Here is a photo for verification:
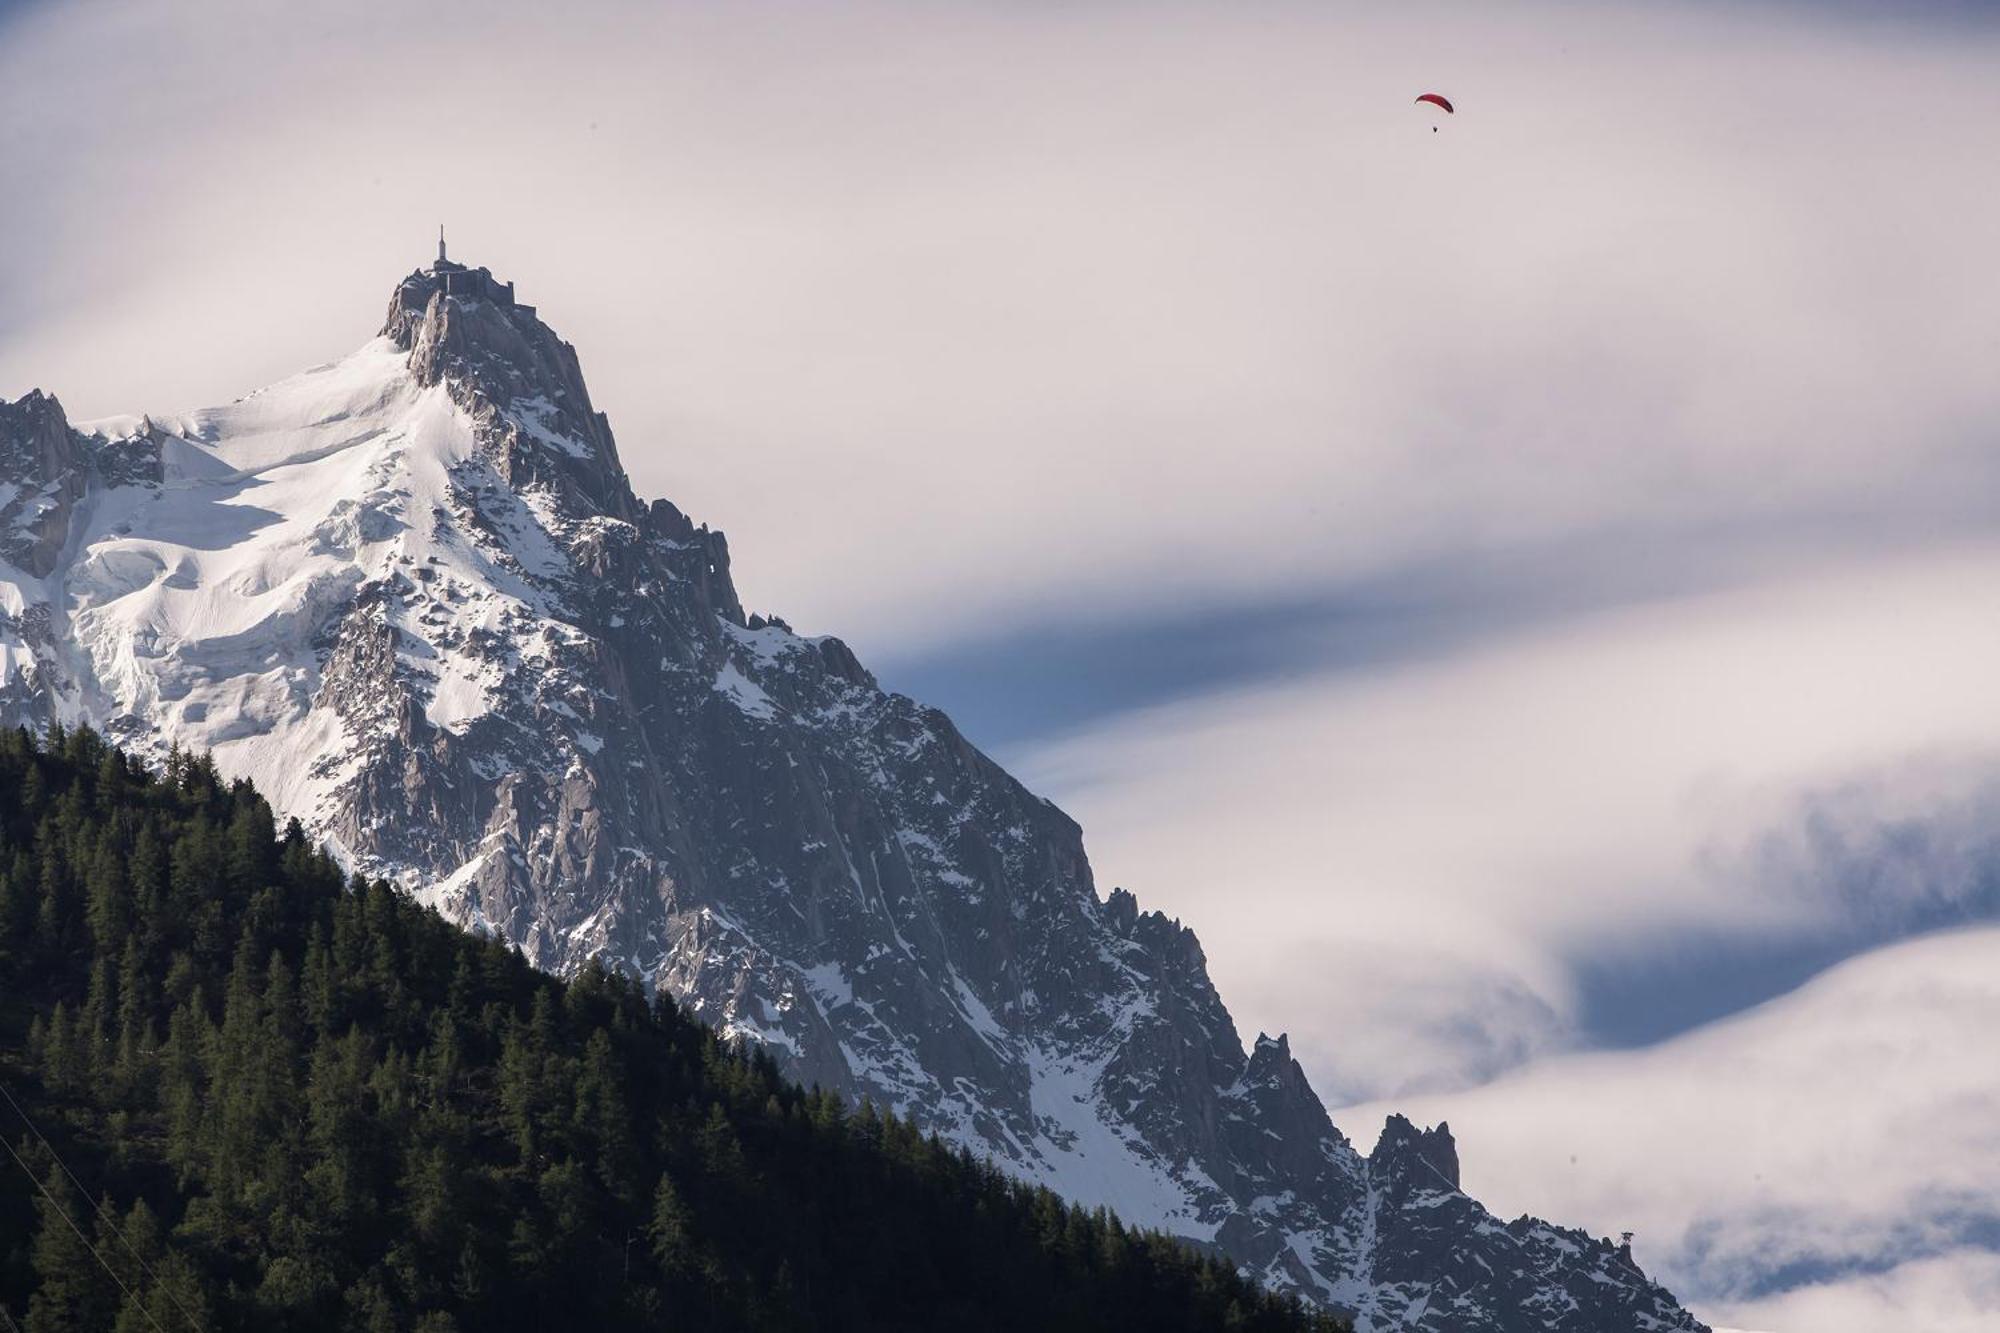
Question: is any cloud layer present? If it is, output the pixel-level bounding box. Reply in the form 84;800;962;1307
5;4;1999;1327
3;2;1998;654
1333;927;2000;1331
1017;543;2000;1099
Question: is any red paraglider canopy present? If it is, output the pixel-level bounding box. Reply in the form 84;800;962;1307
1415;93;1454;114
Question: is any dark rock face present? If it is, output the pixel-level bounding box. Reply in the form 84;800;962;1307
1356;1117;1694;1332
0;393;161;723
1376;1114;1462;1197
0;390;90;578
0;261;1708;1332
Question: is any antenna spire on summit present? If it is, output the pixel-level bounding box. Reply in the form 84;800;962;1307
437;225;447;264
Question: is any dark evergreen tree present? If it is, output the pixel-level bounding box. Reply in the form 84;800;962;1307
24;1164;111;1333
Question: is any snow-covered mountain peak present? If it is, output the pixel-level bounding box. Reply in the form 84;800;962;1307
381;259;639;524
0;255;1709;1331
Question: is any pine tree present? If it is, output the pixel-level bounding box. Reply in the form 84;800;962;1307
127;821;167;959
83;834;129;954
299;923;335;1035
41;1003;79;1097
223;794;277;898
649;1171;695;1279
696;1101;745;1183
24;1163;111;1333
574;1028;638;1203
78;953;116;1092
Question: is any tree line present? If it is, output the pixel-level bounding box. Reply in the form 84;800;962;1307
0;724;1348;1332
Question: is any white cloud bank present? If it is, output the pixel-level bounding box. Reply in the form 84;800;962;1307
1711;1250;2000;1333
1333;926;2000;1333
1018;542;2000;1100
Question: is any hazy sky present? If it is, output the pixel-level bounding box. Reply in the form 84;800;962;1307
4;2;1999;1327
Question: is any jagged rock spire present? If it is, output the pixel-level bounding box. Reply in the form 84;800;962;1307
1373;1113;1462;1195
0;391;89;578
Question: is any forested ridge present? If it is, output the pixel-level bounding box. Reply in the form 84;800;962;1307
0;726;1347;1332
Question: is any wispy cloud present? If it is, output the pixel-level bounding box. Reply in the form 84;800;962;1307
1710;1250;2000;1333
1015;543;2000;1098
1334;927;2000;1332
2;1;1997;654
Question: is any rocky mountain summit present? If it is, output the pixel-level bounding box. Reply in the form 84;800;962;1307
0;252;1705;1331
